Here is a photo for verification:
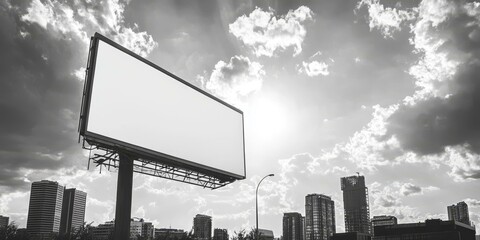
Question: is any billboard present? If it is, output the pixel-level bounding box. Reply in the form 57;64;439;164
79;33;245;181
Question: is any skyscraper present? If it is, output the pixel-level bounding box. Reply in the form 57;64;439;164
283;212;304;240
193;214;212;240
27;180;64;237
448;201;471;225
341;175;370;234
60;188;87;235
305;194;335;240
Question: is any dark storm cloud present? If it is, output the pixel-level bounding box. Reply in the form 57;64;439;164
0;0;157;193
386;1;480;160
0;2;85;191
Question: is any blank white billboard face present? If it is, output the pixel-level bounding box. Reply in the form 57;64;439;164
85;38;245;178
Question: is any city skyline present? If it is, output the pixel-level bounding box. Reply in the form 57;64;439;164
1;0;480;237
6;176;477;239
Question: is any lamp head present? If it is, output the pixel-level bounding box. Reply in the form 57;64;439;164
268;173;274;177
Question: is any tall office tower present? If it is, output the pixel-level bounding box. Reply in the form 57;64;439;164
193;214;212;240
26;180;64;237
301;216;306;240
341;175;370;234
305;194;336;240
283;212;304;240
59;188;87;235
213;228;229;240
371;215;397;236
448;201;471;225
0;215;9;228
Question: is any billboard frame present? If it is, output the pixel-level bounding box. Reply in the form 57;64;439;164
79;33;246;188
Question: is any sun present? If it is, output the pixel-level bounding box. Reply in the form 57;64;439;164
245;95;291;143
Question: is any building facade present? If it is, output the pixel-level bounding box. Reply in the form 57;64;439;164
258;229;274;240
213;228;229;240
341;175;370;234
371;215;397;236
0;215;9;228
142;222;155;240
283;212;304;240
331;232;372;240
193;214;212;240
92;221;114;240
26;180;64;238
373;219;475;240
154;228;186;239
305;194;335;240
448;201;471;225
60;188;87;235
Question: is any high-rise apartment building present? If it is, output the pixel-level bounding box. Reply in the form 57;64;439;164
283;212;304;240
213;228;229;240
60;188;87;235
371;215;397;236
0;215;9;228
448;201;471;225
193;214;212;240
26;180;64;238
341;175;370;234
305;194;335;240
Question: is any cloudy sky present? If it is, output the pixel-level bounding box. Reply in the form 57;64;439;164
1;0;480;236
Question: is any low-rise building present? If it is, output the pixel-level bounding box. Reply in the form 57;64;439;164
258;229;274;240
371;215;397;236
92;221;114;240
155;228;187;240
373;219;475;240
213;228;228;240
0;215;9;228
331;232;371;240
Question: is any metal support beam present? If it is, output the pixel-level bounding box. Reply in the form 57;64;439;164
114;153;134;240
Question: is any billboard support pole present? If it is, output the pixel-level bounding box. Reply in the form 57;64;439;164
114;152;134;240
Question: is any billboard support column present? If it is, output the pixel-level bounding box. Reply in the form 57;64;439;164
114;152;134;240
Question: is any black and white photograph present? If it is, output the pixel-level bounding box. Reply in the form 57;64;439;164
0;0;479;240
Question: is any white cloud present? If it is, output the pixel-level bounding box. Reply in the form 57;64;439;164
229;6;313;57
87;197;115;223
321;0;480;184
400;183;438;196
399;183;422;196
341;104;401;170
357;0;417;38
21;0;157;57
369;181;441;222
135;206;146;218
464;198;480;207
443;146;480;182
299;61;330;77
201;55;264;106
0;191;29;213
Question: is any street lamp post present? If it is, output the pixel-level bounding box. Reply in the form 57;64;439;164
255;173;274;240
